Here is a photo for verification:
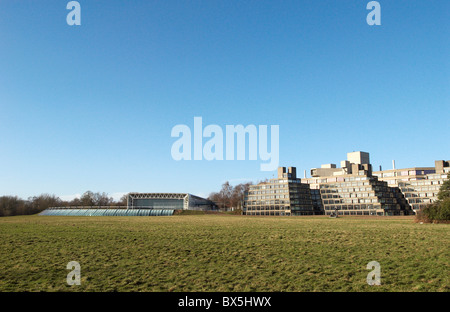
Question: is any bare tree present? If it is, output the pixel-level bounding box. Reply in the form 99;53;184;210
28;194;62;213
208;181;253;210
0;196;24;216
93;192;114;206
118;194;128;206
78;191;114;206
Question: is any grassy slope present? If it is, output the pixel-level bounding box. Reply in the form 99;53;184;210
0;215;448;292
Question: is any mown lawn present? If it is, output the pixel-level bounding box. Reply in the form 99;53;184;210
0;215;448;292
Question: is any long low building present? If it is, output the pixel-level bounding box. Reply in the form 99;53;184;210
127;193;217;211
40;207;175;216
40;193;217;216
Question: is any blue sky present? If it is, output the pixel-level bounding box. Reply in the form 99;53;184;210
0;0;448;200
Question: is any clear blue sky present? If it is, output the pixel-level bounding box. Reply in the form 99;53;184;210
0;0;449;200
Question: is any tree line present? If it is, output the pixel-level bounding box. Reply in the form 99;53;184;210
0;182;254;217
207;181;253;211
0;191;127;217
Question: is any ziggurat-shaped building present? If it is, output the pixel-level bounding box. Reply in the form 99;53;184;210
373;160;450;214
243;167;319;216
244;152;417;216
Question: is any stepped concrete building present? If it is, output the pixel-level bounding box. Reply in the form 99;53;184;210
303;152;412;216
243;167;319;216
244;152;417;217
373;160;450;213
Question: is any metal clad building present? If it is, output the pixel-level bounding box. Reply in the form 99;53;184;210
127;193;217;211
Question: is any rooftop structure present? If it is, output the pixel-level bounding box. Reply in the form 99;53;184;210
310;151;372;177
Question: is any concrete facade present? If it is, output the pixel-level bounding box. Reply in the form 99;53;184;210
373;160;450;213
243;167;319;216
304;152;411;216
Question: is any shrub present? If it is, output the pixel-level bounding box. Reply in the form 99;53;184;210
416;173;450;223
417;198;450;223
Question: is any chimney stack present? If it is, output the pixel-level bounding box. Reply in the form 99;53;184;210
392;160;396;170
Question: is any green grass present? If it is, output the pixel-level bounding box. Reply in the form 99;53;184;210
0;215;448;292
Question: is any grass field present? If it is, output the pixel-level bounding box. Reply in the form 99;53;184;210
0;214;448;292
